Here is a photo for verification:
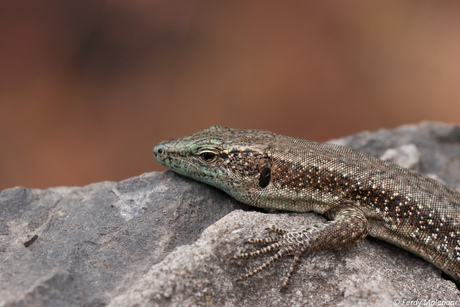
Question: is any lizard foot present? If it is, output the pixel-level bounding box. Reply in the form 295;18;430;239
232;223;326;288
232;207;369;288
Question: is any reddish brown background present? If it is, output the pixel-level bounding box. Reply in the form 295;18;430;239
1;1;460;190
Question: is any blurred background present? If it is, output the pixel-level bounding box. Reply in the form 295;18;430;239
1;1;460;190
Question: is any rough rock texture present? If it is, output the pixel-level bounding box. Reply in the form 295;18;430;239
0;172;242;306
1;122;460;306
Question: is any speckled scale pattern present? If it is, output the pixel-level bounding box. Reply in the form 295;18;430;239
154;126;460;285
263;135;460;282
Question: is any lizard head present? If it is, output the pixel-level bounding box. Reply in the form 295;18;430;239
153;126;275;201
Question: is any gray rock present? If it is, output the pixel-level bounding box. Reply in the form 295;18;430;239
0;172;242;306
1;122;459;306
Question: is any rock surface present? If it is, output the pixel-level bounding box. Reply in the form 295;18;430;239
1;122;460;306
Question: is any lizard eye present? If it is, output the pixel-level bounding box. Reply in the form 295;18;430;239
200;151;217;162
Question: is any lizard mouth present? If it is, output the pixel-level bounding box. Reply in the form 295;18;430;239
153;141;199;174
153;144;166;164
153;145;165;159
153;141;180;167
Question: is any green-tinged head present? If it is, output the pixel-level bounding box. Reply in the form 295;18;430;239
153;126;275;200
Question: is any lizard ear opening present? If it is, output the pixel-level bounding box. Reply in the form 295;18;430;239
259;167;271;188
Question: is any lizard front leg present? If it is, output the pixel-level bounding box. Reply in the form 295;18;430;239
232;201;369;288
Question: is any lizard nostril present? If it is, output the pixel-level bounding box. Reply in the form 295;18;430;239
157;148;163;154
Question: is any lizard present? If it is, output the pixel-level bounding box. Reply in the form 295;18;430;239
153;125;460;288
